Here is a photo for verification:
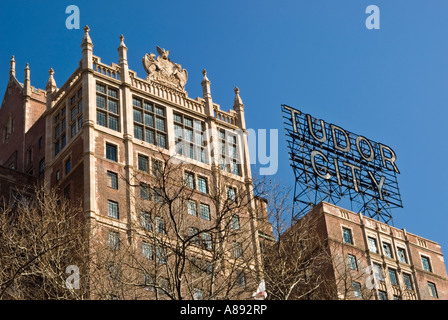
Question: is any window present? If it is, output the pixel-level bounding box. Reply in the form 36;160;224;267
372;263;384;282
142;242;153;260
153;188;163;203
106;143;117;162
133;98;167;148
237;272;246;288
156;246;167;264
27;147;32;165
347;254;358;271
173;112;207;163
56;170;60;182
64;184;70;200
230;215;240;230
388;268;398;286
96;83;119;131
70;88;83;137
187;200;197;216
193;288;203;300
39;158;45;175
403;273;413;290
233;242;242;259
141;211;151;230
428;282;438;298
38;136;43;149
227;186;237;201
189;227;200;245
140;183;150;200
54;107;66;156
352;281;362;298
138;154;149;172
368;237;378;254
108;231;120;250
107;171;118;189
108;200;119;219
397;247;408;264
342;227;353;244
378;290;388;300
421;256;432;272
152;158;163;177
155;217;166;234
383;242;393;259
393;295;401;300
218;129;240;175
202;232;213;251
65;158;71;175
197;176;208;194
184;171;195;189
200;203;211;221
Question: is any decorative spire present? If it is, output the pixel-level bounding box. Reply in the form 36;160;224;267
82;25;92;45
201;69;209;84
46;68;57;92
233;86;244;109
10;55;15;78
119;34;126;48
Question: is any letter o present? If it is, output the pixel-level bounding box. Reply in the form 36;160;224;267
356;136;374;162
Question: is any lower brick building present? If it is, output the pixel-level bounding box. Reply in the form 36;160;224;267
290;201;448;300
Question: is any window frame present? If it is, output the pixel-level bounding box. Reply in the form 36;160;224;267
96;83;120;132
132;97;167;148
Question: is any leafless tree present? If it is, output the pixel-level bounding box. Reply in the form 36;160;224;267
0;185;89;300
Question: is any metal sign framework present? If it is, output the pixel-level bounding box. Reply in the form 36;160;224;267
281;104;403;224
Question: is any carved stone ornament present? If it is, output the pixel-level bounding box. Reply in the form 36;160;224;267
142;46;188;91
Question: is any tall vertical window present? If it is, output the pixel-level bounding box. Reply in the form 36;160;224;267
230;215;240;230
184;171;195;189
233;242;242;259
142;242;153;260
227;186;237;202
218;129;240;175
39;158;45;175
133;98;167;148
140;183;150;200
65;158;71;175
106;143;117;162
152;158;163;177
368;237;378;254
383;242;393;259
141;211;151;230
197;176;208;194
54;106;66;156
138;154;149;172
173;112;207;163
347;254;358;270
155;217;166;234
201;232;213;251
428;282;438;298
107;171;118;189
421;256;432;272
388;268;398;286
403;273;413;290
108;200;119;219
70;88;83;137
200;203;211;221
342;227;353;244
187;200;197;216
352;281;362;298
372;263;384;282
108;231;120;250
96;83;119;131
397;247;408;264
189;227;200;246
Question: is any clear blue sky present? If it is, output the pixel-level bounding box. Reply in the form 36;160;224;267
1;1;448;260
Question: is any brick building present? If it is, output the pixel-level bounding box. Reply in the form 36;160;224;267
0;26;272;299
290;201;448;300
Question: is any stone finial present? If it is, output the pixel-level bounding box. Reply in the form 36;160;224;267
24;63;30;81
46;68;57;92
201;68;210;84
233;86;244;108
119;34;126;48
82;25;93;45
10;55;15;78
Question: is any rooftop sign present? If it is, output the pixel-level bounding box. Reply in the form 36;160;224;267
282;104;403;223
